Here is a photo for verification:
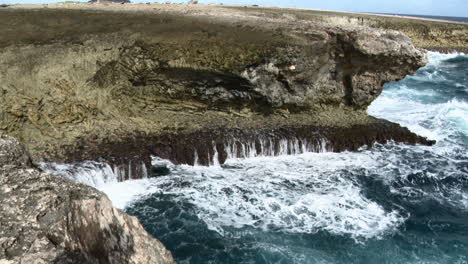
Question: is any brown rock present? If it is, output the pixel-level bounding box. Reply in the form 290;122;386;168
0;135;174;264
0;5;438;173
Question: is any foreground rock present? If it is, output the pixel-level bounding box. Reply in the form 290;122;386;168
0;135;174;264
0;4;438;177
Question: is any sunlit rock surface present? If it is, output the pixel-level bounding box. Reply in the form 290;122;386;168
0;135;174;264
0;4;447;174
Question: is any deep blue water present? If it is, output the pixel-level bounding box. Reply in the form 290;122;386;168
44;52;468;263
121;52;468;263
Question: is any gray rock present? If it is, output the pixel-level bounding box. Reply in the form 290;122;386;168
0;135;174;264
0;135;32;169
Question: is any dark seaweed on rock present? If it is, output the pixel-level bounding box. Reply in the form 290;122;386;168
59;117;435;180
0;5;440;180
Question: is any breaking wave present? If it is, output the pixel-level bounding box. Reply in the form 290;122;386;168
43;52;468;263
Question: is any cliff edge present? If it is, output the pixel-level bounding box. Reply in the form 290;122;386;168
0;4;437;178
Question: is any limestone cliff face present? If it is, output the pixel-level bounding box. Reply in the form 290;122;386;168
90;28;425;110
0;135;174;264
0;5;434;173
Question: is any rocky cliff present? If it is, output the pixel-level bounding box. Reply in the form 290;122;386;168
0;135;174;264
228;6;468;53
0;4;438;178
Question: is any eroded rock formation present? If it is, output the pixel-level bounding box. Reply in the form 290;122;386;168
0;135;174;264
0;5;439;178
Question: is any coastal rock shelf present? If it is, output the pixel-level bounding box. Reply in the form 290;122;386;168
0;135;174;264
0;3;463;263
0;4;439;179
58;117;434;180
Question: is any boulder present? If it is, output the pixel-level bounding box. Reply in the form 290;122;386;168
0;135;174;264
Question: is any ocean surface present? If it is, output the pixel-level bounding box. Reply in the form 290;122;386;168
376;13;468;23
405;14;468;23
43;52;468;264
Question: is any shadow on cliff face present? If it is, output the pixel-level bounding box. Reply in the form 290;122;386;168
0;7;434;177
92;60;273;113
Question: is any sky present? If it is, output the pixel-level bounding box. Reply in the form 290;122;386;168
1;0;467;17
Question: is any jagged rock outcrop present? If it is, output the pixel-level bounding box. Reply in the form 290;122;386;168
0;4;437;177
90;27;425;111
0;135;174;264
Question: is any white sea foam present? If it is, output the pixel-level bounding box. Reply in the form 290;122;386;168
369;51;468;146
39;160;150;188
98;179;155;209
369;96;467;143
95;152;405;240
40;160;159;208
50;153;403;241
426;51;466;65
222;137;331;160
368;50;468;210
40;161;118;188
41;51;468;243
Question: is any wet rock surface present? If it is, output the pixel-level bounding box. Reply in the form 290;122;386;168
0;135;174;264
57;116;435;179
